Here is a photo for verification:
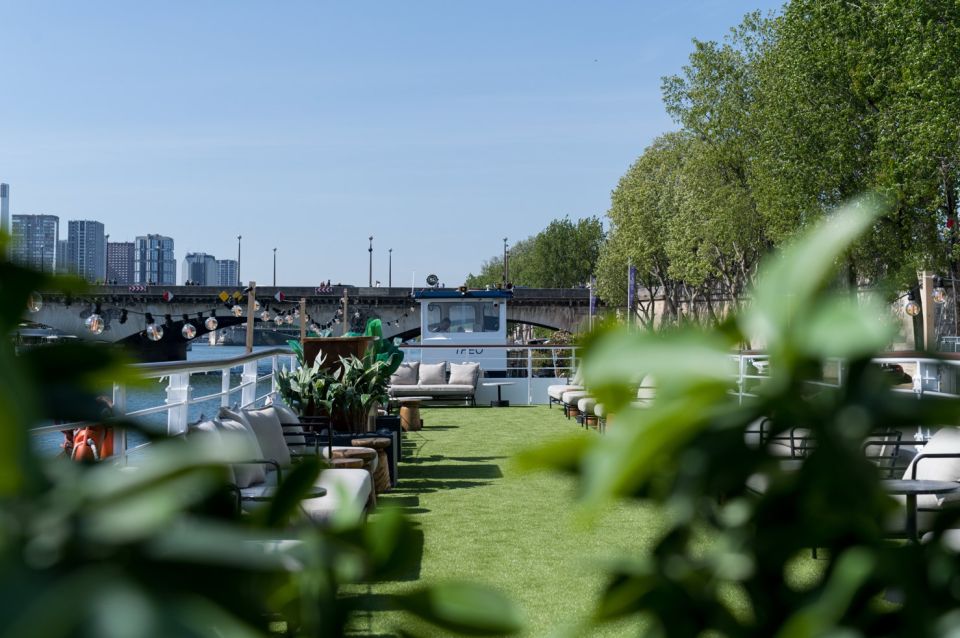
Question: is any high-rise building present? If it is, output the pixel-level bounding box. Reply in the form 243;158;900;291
0;184;10;241
56;239;69;274
217;259;239;287
11;214;59;273
107;241;136;284
134;234;175;285
182;252;218;285
66;220;107;283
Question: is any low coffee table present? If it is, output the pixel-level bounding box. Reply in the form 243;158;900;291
483;381;515;407
883;479;960;541
397;396;432;431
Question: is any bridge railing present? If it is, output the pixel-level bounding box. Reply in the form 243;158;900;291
29;347;296;462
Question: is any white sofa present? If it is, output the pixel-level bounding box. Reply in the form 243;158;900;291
388;361;480;405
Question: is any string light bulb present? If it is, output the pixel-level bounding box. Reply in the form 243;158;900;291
85;303;105;335
26;292;43;313
145;313;163;341
905;291;922;317
933;276;947;304
273;313;284;326
253;300;261;311
231;304;243;317
181;322;197;340
205;311;218;331
285;313;294;325
260;310;271;322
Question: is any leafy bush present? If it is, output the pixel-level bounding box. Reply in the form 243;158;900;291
522;199;960;636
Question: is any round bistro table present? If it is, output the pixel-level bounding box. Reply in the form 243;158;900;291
482;381;515;407
882;479;960;542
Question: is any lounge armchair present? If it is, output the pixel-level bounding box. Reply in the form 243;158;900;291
547;367;584;409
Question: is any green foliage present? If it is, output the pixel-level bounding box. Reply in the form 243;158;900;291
524;201;960;636
314;355;392;433
365;318;403;377
465;216;604;289
1;248;522;637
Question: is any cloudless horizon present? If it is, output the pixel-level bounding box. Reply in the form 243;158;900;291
1;1;782;287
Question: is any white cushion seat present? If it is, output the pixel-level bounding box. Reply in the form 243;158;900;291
548;384;582;401
300;469;372;524
561;390;590;405
577;397;598;415
594;403;606;418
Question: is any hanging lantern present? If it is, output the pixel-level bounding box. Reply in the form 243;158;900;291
253;300;261;311
273;313;284;326
284;314;294;325
205;314;219;331
182;322;197;340
231;304;243;317
26;292;43;313
85;313;105;335
260;310;271;322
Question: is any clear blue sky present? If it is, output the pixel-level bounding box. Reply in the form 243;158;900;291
0;1;782;287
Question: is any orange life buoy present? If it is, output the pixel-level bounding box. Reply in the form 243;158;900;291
71;426;114;462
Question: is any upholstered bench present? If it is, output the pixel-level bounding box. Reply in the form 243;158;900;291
388;361;480;406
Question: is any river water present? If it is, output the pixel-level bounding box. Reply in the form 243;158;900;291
33;344;289;457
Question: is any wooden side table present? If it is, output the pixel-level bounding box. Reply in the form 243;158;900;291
397;396;431;431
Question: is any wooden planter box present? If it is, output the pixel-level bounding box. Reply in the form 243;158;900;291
302;336;373;371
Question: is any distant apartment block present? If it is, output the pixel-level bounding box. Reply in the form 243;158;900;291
217;259;239;287
56;239;69;274
66;220;107;283
1;184;10;241
107;241;136;284
183;252;218;285
11;214;59;273
134;234;175;285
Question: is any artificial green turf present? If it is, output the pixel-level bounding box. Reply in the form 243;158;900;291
345;406;665;637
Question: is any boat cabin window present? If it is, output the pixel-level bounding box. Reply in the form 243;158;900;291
426;301;501;334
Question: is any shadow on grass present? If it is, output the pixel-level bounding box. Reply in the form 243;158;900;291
391;480;492;493
402;463;503;480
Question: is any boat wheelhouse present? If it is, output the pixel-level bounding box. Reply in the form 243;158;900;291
414;288;512;369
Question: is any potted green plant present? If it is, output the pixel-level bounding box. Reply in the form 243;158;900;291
316;354;392;434
274;341;328;416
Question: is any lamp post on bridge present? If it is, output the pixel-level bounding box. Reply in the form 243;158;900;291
273;247;277;287
237;235;242;287
368;236;373;287
503;237;509;286
388;248;392;288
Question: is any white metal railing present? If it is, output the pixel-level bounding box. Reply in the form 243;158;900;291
31;347;296;463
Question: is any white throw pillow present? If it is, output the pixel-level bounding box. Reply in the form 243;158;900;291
187;419;236;484
390;361;419;386
243;407;293;468
418;362;447;385
449;362;480;386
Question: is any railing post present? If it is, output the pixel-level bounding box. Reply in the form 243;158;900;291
241;360;257;408
166;372;191;436
221;366;231;407
527;347;533;405
113;382;127;464
271;354;279;399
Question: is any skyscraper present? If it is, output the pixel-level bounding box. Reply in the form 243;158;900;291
217;259;238;287
56;239;69;274
0;184;10;240
134;234;175;285
182;252;218;285
66;220;107;283
11;214;59;273
107;241;136;284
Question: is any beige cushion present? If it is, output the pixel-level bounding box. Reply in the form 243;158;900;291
905;427;960;504
266;401;301;424
562;390;589;405
449;362;480;386
418;362;446;385
548;384;582;401
578;397;597;414
217;417;267;487
636;375;656;402
418;384;474;394
187;419;236;484
299;468;372;524
390;361;420;386
243;408;293;468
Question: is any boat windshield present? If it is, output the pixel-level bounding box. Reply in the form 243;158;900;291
426;301;500;334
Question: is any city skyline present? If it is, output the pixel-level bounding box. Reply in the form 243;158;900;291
0;2;782;287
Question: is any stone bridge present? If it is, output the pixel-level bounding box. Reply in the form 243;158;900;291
28;285;598;360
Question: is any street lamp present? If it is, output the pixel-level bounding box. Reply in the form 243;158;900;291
237;235;242;287
503;237;509;286
273;247;277;287
388;248;393;288
368;236;373;287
